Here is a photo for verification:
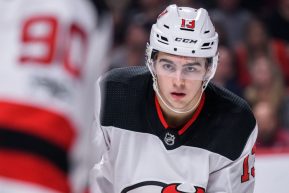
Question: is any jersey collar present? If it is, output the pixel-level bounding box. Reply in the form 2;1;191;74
154;93;206;135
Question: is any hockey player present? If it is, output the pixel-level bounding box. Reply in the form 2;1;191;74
92;4;257;193
0;0;111;193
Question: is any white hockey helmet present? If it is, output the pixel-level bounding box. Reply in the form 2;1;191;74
146;4;219;88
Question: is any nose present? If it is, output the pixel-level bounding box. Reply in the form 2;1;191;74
173;71;185;87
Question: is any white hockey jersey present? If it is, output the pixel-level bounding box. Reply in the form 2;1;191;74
91;67;258;193
0;0;110;193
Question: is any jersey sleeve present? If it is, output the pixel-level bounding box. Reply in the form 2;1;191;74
90;77;113;193
91;77;111;162
206;125;258;193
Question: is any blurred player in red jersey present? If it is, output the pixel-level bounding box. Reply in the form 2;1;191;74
0;0;111;192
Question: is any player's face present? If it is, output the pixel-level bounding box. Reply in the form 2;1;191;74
154;52;207;110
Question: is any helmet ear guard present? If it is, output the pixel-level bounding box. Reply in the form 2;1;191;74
202;52;219;89
145;43;155;78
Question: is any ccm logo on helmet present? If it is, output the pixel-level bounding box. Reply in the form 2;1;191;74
175;38;197;44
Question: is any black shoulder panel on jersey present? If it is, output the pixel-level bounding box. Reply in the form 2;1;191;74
100;66;152;131
184;83;256;160
100;68;256;161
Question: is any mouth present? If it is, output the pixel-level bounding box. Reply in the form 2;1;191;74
170;92;186;99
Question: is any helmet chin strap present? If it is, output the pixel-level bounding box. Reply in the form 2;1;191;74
152;75;206;114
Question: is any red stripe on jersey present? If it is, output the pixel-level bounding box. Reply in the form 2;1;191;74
0;101;75;150
154;94;206;135
162;184;178;193
178;94;205;135
0;150;70;193
155;96;169;128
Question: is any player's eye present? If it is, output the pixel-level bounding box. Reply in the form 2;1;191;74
184;66;196;72
183;64;201;74
162;63;175;72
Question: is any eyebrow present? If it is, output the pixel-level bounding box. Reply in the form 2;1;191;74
159;58;174;64
159;58;201;67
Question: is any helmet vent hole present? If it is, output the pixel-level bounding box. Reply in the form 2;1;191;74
164;24;169;29
204;30;210;34
201;42;212;50
158;40;169;45
174;48;177;51
201;47;212;50
180;28;194;32
202;43;210;47
161;36;168;42
192;50;195;53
